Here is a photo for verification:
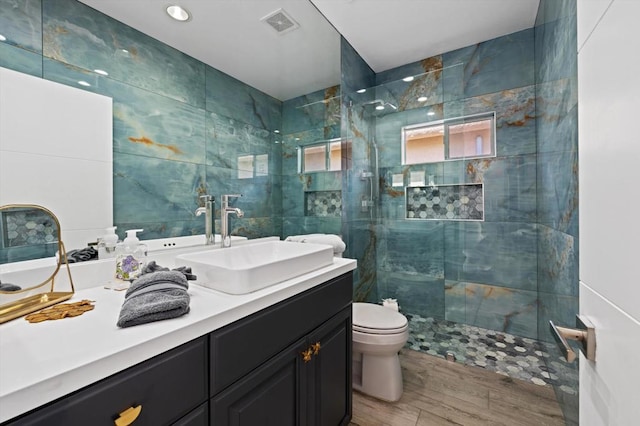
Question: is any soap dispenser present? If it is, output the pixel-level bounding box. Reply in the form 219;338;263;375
115;229;147;281
98;226;118;259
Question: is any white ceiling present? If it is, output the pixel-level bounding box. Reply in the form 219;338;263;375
78;0;539;101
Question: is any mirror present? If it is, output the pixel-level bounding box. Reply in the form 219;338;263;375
0;205;75;324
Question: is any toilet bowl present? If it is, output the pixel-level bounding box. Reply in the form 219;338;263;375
352;302;409;402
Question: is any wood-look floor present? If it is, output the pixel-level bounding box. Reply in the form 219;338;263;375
350;349;565;426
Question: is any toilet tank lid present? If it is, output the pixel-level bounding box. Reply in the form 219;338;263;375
353;303;408;330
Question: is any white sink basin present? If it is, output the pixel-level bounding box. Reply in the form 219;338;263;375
176;241;334;294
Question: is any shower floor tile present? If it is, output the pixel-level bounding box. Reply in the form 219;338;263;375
405;313;578;394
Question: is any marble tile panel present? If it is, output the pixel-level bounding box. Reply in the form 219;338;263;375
205;166;279;219
115;220;207;241
43;0;205;108
537;226;578;297
375;64;444;111
442;155;537;223
444;280;466;323
444;222;538;291
442;28;535;98
281;174;307;218
377;219;445;279
445;85;537;157
463;282;538;339
345;220;378;303
206;111;274;169
205;65;281;131
376;56;442;85
282;85;340;134
535;0;577;26
536;149;578;238
0;0;42;53
113;152;206;228
377;271;445;320
340;37;375;99
536;86;578;154
534;3;578;85
0;43;42;76
44;58;208;164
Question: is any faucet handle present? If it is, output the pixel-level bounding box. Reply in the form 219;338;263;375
222;194;242;204
200;194;214;202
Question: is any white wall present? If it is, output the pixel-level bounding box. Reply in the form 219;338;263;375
0;67;113;251
578;0;640;424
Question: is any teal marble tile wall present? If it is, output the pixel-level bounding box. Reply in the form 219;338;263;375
535;0;578;352
370;30;540;338
340;38;378;303
1;0;283;242
281;85;342;238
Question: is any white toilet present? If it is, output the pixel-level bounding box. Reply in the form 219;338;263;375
352;302;409;402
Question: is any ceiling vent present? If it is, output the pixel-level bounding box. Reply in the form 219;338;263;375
261;8;299;35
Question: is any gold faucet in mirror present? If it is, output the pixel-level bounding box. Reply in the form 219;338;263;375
0;204;75;324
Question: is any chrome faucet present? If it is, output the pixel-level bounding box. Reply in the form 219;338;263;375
195;194;215;245
221;194;244;248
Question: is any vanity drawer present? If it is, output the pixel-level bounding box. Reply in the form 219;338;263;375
210;271;352;394
7;337;208;426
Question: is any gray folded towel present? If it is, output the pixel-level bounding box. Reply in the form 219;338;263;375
0;281;21;292
116;270;190;328
141;260;197;281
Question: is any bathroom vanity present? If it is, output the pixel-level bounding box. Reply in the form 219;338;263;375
0;246;356;426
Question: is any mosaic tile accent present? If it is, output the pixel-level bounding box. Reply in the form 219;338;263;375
406;184;483;220
305;191;342;217
405;313;578;394
2;209;57;247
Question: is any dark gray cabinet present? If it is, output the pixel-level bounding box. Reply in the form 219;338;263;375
2;271;352;426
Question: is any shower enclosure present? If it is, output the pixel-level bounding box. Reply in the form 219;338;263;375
341;53;578;422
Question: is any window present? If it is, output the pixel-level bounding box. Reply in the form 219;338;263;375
299;138;342;172
237;154;269;179
402;112;495;165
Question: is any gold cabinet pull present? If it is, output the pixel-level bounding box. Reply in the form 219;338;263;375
301;348;313;363
312;342;321;355
115;405;142;426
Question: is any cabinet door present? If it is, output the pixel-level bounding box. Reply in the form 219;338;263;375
210;338;308;426
306;306;352;426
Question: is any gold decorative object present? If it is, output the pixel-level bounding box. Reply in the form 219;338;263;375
0;204;75;324
301;348;313;363
312;341;321;355
114;405;142;426
25;299;94;323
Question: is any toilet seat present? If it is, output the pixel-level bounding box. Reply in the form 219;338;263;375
353;303;408;335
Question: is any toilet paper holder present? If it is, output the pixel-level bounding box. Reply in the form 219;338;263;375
549;315;596;363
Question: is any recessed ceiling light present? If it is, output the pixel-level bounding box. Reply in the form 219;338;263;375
166;5;190;22
78;81;91;87
417;96;428;102
403;76;414;82
375;105;385;111
274;129;280;134
94;69;109;76
0;35;6;42
356;88;366;94
427;111;435;116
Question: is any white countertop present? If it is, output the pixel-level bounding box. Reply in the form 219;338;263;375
0;241;356;423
